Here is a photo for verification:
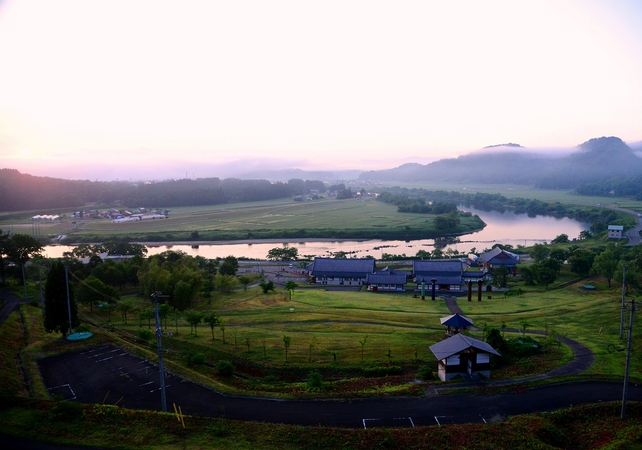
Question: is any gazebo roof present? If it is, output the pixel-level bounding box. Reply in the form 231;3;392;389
429;333;501;360
440;312;474;328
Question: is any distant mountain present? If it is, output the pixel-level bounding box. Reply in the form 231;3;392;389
483;143;524;149
359;136;642;189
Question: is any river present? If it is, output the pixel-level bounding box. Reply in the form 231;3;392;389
42;207;589;260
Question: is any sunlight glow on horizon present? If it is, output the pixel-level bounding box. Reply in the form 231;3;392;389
1;0;641;180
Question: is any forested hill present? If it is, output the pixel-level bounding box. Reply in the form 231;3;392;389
359;137;642;191
0;169;325;212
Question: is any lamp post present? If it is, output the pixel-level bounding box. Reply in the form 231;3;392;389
621;298;636;419
431;278;437;301
421;279;425;300
152;291;170;412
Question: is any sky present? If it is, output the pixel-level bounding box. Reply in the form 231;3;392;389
1;0;642;181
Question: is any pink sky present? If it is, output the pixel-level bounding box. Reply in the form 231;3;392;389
1;0;641;181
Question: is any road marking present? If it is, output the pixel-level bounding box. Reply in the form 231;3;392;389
480;414;487;423
434;416;442;426
47;383;76;400
140;381;154;387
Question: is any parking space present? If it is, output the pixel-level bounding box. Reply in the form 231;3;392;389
363;417;415;429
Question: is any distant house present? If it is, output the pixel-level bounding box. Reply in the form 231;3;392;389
608;225;624;239
366;267;407;291
309;257;376;285
412;260;463;291
479;248;520;275
429;333;501;381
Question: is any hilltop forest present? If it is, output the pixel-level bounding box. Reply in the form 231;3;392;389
0;169;326;212
360;136;642;198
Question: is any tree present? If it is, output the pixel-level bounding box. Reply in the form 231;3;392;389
203;311;220;339
591;249;618;287
0;229;10;285
529;243;550;263
5;233;43;299
266;247;299;261
216;274;237;294
285;281;298;291
75;275;119;312
219;318;227;344
259;279;275;294
238;275;251;291
184;310;204;335
569;248;595;276
116;299;134;324
551;234;569;244
218;255;239;276
519;319;531;336
535;265;557;289
359;334;368;362
44;262;78;338
283;335;291;362
491;266;508;288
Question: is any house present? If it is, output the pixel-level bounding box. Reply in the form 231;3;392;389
412;259;463;291
309;257;376;285
429;333;501;381
366;267;407;291
440;312;474;336
479;247;520;275
608;225;624;239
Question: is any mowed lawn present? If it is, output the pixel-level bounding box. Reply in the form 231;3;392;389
82;277;640;377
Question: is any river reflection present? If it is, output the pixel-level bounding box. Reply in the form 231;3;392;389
43;207;589;260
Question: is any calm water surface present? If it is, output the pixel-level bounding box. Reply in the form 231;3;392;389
43;207;589;260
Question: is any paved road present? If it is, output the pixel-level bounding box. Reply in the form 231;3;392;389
0;290;26;326
38;344;642;429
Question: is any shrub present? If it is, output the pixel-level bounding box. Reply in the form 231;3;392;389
417;365;434;380
50;401;85;422
186;352;206;367
136;328;153;343
216;360;235;376
363;365;402;377
306;371;324;391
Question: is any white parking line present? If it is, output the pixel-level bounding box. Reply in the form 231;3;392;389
434;416;442;426
140;381;154;387
47;383;76;400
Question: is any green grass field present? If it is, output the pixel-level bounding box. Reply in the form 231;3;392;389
68;263;640;382
0;196;484;243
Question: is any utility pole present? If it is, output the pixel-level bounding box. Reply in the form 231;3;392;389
620;265;627;340
152;291;170;412
65;266;73;335
621;298;636;420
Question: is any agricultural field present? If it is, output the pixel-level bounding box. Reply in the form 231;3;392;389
0;196;484;244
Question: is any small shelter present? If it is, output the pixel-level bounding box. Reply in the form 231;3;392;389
429;333;501;381
440;312;474;336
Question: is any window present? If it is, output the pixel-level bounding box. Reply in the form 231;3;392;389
477;353;490;364
446;355;460;366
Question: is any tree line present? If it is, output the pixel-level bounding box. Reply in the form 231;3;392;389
0;169;328;211
376;187;635;230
